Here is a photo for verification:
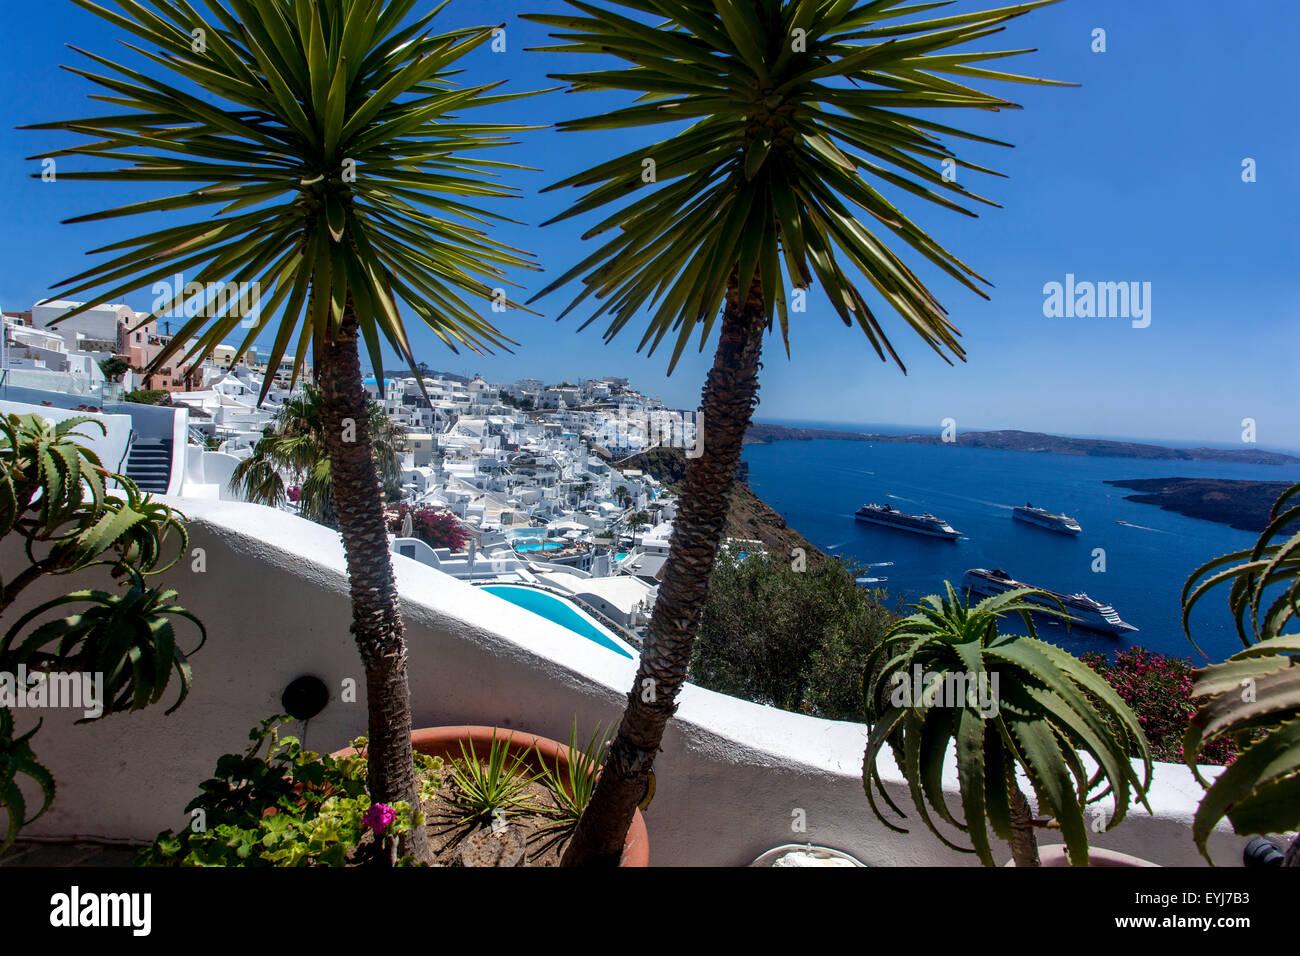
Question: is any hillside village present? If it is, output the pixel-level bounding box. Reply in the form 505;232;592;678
0;298;775;651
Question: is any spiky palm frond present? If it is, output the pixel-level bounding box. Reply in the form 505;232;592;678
863;583;1152;866
25;0;539;403
524;0;1070;371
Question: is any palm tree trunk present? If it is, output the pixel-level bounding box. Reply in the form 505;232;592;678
1008;785;1041;867
562;274;767;866
317;308;429;863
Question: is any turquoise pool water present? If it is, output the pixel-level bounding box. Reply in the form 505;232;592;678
481;585;634;659
615;552;628;561
513;541;564;552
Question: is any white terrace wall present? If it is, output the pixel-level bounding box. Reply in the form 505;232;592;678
6;498;1240;865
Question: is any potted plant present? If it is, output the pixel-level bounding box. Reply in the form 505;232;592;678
141;718;648;867
335;724;650;867
862;585;1155;867
1181;482;1300;865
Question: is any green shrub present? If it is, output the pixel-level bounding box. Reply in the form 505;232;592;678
124;389;169;405
689;545;894;719
138;716;442;867
1080;647;1239;766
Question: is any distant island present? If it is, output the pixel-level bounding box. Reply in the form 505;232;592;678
1105;478;1296;533
744;423;1299;466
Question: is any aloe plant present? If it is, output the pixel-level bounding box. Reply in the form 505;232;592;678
862;584;1152;867
1;567;205;719
0;707;55;851
0;415;188;613
1182;483;1300;865
0;412;201;849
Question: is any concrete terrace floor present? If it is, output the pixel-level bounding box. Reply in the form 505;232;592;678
0;841;138;867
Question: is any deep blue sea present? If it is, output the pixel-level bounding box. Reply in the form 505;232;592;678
743;426;1300;665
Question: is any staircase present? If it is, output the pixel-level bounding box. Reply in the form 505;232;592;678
124;438;173;493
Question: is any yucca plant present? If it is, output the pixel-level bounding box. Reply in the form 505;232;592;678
535;719;609;825
862;584;1153;867
445;732;546;824
524;0;1069;864
230;384;405;527
1182;482;1300;865
26;0;538;862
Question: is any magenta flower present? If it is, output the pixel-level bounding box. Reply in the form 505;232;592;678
363;803;397;835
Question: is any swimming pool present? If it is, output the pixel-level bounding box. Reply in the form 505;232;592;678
513;541;565;552
615;552;629;561
480;585;635;659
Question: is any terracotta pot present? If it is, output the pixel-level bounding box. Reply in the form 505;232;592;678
334;725;650;867
1005;844;1159;867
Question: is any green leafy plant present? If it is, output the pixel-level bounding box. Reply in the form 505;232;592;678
0;413;199;850
691;545;894;718
445;731;546;824
139;716;442;867
524;0;1070;865
0;707;55;850
1080;647;1239;766
97;357;130;383
2;568;204;718
1182;482;1300;865
123;390;170;406
862;584;1152;867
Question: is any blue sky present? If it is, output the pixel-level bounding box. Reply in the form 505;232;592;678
2;1;1296;447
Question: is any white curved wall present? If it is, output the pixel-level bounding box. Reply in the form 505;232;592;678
7;497;1242;865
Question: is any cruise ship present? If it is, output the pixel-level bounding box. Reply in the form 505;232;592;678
854;503;961;539
1012;502;1082;536
961;568;1137;635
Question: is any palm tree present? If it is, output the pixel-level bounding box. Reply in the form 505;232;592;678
231;384;404;526
525;0;1068;864
625;510;649;545
28;0;536;862
862;584;1151;867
